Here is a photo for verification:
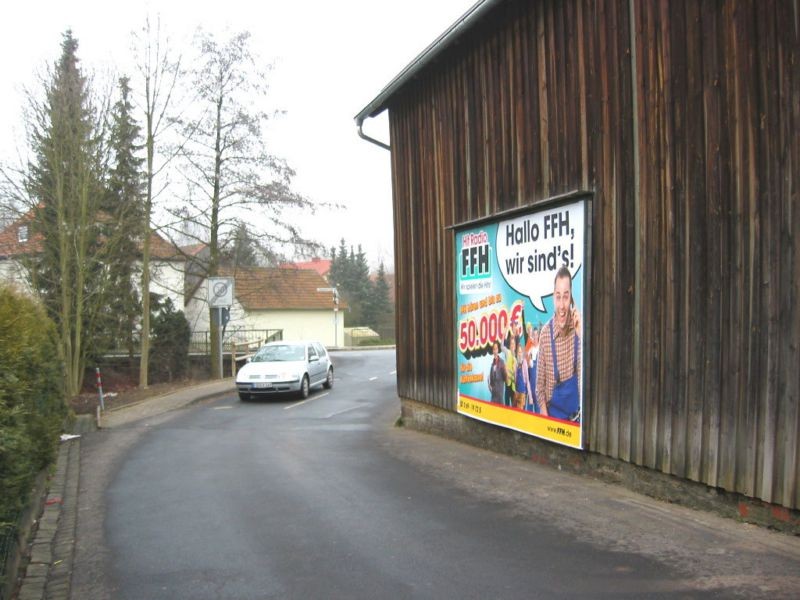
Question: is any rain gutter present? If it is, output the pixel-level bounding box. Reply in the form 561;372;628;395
354;0;502;151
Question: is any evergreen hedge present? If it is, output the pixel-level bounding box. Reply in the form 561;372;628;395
149;298;191;382
0;285;66;538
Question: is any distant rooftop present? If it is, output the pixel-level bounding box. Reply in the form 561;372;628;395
280;257;331;278
222;266;346;311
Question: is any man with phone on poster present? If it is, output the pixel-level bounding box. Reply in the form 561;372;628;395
535;266;582;421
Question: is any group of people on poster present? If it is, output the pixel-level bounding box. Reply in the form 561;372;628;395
487;266;582;422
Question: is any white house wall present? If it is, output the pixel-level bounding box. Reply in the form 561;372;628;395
0;260;31;294
242;309;344;348
149;259;186;312
185;293;344;348
185;293;211;334
0;257;186;313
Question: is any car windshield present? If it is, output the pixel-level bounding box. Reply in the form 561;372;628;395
252;344;305;362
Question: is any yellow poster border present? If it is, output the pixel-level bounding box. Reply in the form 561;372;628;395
458;394;582;449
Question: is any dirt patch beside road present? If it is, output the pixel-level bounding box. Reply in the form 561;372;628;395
70;378;206;414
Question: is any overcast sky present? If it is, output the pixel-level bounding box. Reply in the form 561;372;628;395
0;0;477;270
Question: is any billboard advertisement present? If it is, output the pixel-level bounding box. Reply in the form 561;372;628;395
455;198;589;449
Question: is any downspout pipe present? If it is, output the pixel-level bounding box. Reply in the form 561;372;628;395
357;118;390;151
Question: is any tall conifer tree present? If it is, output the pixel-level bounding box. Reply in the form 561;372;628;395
104;76;144;359
328;238;349;292
365;261;391;331
328;240;375;327
26;31;108;396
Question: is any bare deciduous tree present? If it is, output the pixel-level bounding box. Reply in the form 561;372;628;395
131;15;185;388
173;29;316;378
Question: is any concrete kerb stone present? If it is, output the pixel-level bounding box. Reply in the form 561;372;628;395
98;378;236;428
104;378;235;414
15;438;79;600
1;470;47;600
14;380;235;599
151;379;236;408
329;345;396;352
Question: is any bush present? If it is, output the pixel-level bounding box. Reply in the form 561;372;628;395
358;337;388;346
0;285;65;533
149;298;191;382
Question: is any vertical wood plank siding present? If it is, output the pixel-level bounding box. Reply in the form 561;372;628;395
387;0;800;508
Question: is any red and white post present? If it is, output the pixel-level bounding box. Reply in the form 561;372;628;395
95;367;105;411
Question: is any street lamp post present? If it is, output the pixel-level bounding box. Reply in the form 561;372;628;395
317;287;339;347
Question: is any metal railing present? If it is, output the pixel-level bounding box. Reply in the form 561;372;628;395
189;329;282;355
0;517;19;598
346;324;395;346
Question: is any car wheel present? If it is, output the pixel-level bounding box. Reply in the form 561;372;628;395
299;375;310;399
239;392;250;402
323;368;334;389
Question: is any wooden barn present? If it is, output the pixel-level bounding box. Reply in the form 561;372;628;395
356;0;800;512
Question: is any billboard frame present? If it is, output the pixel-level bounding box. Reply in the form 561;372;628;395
452;190;593;450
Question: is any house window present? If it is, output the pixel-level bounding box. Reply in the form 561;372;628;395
17;225;28;243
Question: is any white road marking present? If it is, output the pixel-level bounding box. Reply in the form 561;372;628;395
284;392;329;410
325;404;369;419
369;376;378;381
390;370;397;375
214;406;233;410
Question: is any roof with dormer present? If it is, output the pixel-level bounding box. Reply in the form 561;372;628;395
0;209;184;261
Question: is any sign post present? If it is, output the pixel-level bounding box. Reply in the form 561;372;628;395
95;367;105;411
208;277;234;378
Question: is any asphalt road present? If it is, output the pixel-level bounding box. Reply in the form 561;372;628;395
72;350;800;599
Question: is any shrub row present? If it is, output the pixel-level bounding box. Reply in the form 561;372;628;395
0;285;66;539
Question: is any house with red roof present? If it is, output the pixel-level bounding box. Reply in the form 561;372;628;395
185;266;347;348
0;211;191;314
2;212;349;346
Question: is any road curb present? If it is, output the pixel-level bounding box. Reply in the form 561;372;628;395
329;345;396;352
15;438;79;600
98;379;235;428
14;382;233;599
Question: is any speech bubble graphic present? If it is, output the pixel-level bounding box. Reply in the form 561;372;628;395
495;201;585;312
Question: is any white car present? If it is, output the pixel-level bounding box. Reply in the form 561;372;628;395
235;340;333;401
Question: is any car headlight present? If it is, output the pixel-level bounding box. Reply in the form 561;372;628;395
280;371;300;381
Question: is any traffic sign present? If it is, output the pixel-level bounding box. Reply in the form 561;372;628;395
208;277;234;307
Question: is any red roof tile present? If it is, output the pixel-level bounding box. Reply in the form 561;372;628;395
147;231;183;260
280;257;331;278
180;243;208;257
221;266;346;311
0;212;41;257
0;211;182;261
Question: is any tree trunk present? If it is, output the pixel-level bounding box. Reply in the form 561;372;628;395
139;115;155;389
208;94;224;379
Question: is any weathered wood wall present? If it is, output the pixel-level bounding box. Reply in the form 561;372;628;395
387;0;800;508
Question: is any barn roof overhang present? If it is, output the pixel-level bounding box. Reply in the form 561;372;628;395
354;0;500;149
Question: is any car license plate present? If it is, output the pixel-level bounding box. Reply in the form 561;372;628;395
255;382;272;389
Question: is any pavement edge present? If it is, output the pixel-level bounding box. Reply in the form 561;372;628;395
13;380;233;599
14;438;78;600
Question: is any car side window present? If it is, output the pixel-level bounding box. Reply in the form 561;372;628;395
308;345;317;360
314;342;326;357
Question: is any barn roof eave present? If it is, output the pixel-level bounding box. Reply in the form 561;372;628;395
354;0;499;127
